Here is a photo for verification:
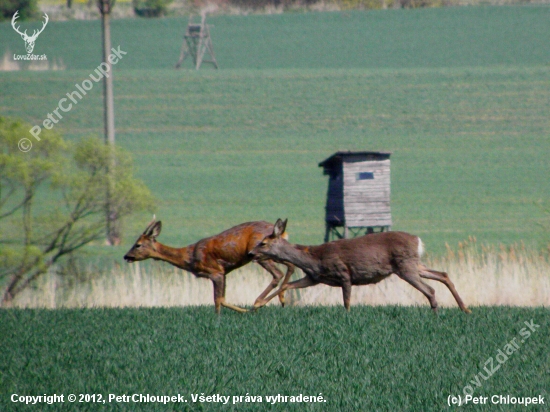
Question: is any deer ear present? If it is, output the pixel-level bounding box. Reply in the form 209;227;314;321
149;221;162;238
143;215;158;235
273;218;287;238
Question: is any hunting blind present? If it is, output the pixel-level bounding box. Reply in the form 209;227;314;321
319;151;392;242
175;14;218;70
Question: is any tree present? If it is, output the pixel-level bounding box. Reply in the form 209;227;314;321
0;117;154;305
0;0;37;21
132;0;173;17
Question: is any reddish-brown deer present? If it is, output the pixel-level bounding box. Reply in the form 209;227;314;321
124;218;294;314
249;219;471;313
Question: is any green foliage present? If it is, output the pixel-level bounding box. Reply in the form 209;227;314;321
0;117;67;198
227;0;320;9
0;118;154;304
200;0;443;10
132;0;173;17
0;0;37;21
0;117;68;270
338;0;386;9
0;306;548;410
401;0;444;8
67;136;154;218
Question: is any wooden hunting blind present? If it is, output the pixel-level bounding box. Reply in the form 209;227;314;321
175;14;218;70
319;151;392;242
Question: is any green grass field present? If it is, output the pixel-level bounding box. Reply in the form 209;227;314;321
2;5;550;410
2;6;550;70
2;6;550;257
2;68;550;256
1;307;549;411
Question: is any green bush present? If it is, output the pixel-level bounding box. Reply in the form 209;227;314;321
226;0;320;9
225;0;444;9
0;0;37;21
397;0;444;7
338;0;443;8
133;0;173;17
337;0;383;9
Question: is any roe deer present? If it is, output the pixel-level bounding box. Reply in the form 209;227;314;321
124;218;294;314
249;219;471;313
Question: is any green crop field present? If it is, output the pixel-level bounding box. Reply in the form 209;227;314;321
2;66;550;256
2;6;550;70
1;307;549;411
1;6;550;257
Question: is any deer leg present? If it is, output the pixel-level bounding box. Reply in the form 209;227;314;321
342;281;352;311
211;274;248;314
279;263;295;306
254;261;295;309
254;275;319;309
396;268;439;312
419;267;472;314
255;260;284;307
211;275;223;314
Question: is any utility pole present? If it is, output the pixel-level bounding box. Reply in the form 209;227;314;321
98;0;120;246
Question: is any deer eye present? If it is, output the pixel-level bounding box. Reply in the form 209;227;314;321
135;244;142;248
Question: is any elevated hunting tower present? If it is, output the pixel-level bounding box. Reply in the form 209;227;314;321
319;151;392;242
175;14;218;70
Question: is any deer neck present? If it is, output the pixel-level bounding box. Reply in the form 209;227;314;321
153;242;193;271
278;244;322;275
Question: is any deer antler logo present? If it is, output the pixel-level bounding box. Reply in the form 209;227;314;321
11;11;49;54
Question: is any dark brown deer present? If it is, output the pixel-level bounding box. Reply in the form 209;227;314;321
124;218;294;314
249;219;471;313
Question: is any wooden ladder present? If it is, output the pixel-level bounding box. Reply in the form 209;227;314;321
175;14;218;70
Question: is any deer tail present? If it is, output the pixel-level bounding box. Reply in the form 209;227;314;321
417;237;425;258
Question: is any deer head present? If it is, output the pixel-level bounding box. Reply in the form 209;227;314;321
124;216;162;262
249;218;288;260
12;11;49;54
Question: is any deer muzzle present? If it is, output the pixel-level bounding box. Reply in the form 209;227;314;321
247;249;259;260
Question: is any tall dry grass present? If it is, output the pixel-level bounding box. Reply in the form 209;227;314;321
8;239;550;309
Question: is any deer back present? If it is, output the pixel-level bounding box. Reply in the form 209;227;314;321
191;221;277;271
307;231;421;269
